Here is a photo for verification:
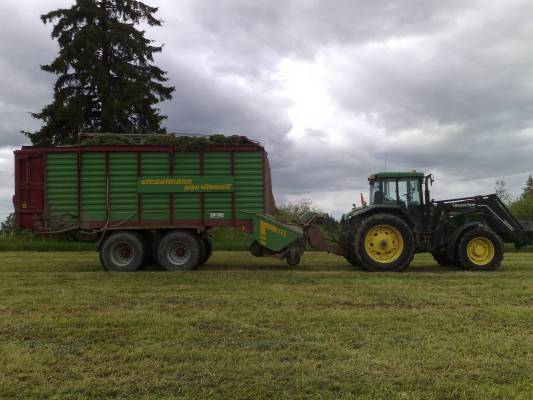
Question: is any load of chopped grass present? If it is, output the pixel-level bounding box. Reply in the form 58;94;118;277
79;133;256;151
80;133;135;145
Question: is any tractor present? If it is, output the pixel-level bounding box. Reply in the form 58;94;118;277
338;172;533;271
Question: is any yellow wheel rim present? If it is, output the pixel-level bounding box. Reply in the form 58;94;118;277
466;236;494;266
364;224;404;263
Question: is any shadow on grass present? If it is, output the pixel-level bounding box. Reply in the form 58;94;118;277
195;261;459;274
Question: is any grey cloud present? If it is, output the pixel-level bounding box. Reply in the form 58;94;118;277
181;0;475;63
159;56;292;153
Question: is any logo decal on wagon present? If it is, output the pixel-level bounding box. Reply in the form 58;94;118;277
137;176;234;193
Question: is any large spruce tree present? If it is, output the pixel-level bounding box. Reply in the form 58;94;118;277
27;0;174;145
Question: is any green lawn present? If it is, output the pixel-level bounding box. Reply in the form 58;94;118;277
1;252;533;399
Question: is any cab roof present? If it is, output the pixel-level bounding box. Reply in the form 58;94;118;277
368;171;425;181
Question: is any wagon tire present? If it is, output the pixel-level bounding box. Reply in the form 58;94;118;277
199;237;213;266
99;250;109;270
100;231;145;272
157;230;202;271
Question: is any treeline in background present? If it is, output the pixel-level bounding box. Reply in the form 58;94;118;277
495;175;533;220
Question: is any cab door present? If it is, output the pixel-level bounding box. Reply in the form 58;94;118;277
397;179;424;228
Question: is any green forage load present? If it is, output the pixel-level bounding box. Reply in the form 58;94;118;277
79;133;255;151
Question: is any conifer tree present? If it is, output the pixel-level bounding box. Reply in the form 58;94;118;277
26;0;174;145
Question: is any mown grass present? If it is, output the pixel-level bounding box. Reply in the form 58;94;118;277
1;252;533;399
0;238;95;252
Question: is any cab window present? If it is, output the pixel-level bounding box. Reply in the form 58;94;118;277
370;179;397;205
398;179;421;207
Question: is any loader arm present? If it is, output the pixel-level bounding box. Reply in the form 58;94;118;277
438;194;532;246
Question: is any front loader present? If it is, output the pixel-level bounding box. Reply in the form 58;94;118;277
250;171;533;271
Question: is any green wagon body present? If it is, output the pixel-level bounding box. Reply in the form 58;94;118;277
14;143;275;234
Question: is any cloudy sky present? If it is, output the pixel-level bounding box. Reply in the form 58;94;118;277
1;0;533;220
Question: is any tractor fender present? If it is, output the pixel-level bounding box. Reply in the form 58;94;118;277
347;205;414;227
446;222;482;259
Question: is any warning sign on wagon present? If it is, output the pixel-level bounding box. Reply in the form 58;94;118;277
138;176;234;193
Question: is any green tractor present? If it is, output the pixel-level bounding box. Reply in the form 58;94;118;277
339;172;533;271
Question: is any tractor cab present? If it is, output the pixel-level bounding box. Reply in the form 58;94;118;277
368;172;424;206
367;172;427;226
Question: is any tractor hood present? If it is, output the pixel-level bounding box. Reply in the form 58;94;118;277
342;205;368;220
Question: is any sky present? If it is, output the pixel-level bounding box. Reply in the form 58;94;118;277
1;0;533;220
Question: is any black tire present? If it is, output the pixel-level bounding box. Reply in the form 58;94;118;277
157;230;202;271
456;227;503;271
196;239;206;270
344;223;369;271
199;237;213;266
99;250;109;270
344;253;365;270
100;231;145;272
286;253;301;266
432;252;456;267
353;213;415;272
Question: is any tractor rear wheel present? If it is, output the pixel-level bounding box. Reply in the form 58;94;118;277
344;253;364;270
353;214;415;272
456;227;503;271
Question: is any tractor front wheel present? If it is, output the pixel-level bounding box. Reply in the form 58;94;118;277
354;214;415;272
456;228;503;271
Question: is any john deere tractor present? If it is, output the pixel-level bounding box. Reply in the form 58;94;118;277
339;172;533;271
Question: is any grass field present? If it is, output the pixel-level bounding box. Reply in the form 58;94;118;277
1;251;533;399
